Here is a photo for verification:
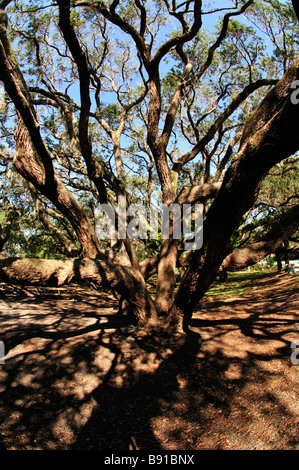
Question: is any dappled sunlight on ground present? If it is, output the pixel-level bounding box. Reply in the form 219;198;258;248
0;273;298;450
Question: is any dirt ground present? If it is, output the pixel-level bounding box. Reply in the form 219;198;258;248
0;271;298;450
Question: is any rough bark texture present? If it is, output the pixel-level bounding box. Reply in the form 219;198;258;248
176;183;222;205
155;237;178;316
0;257;158;327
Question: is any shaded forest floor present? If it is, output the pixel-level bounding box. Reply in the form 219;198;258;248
0;270;298;450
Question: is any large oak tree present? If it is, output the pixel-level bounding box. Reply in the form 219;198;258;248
0;0;298;332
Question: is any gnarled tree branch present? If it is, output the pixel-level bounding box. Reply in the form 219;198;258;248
221;205;299;271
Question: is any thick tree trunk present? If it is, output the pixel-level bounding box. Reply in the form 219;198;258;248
155;237;178;315
168;59;299;331
0;257;158;327
154;184;221;315
14;118;101;258
151;147;178;315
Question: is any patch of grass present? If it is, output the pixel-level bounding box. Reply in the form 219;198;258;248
147;267;278;299
204;267;276;299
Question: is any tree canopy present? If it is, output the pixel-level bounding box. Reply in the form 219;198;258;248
0;0;298;331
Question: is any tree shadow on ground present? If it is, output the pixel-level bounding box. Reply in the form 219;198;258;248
71;325;299;450
0;273;298;450
72;332;202;450
191;271;299;355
